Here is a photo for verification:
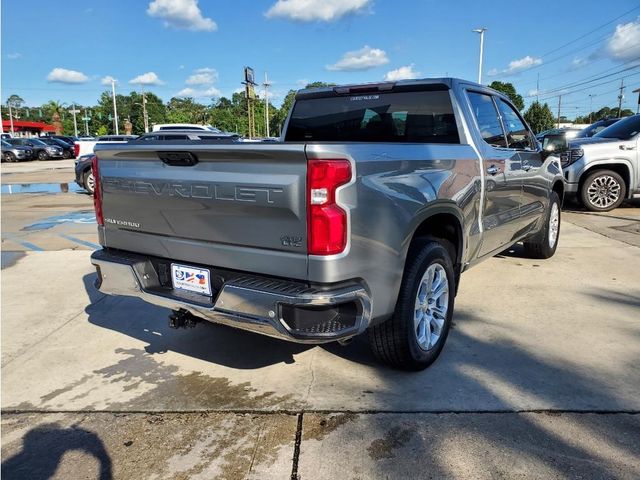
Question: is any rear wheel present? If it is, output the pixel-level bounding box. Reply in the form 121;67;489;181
369;239;455;371
83;170;95;195
62;150;71;159
523;191;561;259
580;169;625;212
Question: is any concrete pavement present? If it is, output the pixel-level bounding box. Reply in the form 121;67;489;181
1;169;639;478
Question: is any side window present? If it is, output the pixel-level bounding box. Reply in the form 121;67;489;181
496;99;534;150
467;92;507;148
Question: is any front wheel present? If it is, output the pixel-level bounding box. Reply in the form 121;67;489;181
523;191;561;259
37;150;49;161
62;150;71;159
580;169;626;212
3;152;17;163
369;239;455;371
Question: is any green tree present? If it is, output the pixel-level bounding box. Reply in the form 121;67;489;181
524;101;555;134
488;81;525;111
6;94;24;108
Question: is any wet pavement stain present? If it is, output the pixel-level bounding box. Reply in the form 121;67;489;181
366;426;414;461
1;412;297;480
35;348;304;412
302;413;359;442
1;183;84;195
22;210;96;231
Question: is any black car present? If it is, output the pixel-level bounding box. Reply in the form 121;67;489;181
575;118;621;138
39;137;75;159
75;154;96;194
6;138;63;160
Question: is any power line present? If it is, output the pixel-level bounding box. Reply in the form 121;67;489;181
535;70;640;102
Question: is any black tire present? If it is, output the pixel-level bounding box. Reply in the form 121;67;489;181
580;169;626;212
83;169;95;195
523;191;561;259
3;152;17;163
62;150;71;159
37;150;49;161
369;239;456;371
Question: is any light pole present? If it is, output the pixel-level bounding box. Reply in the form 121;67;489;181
472;28;487;84
70;103;80;137
588;94;595;124
111;78;119;134
263;72;271;138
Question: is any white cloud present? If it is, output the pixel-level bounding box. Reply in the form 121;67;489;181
175;86;221;98
186;67;218;85
46;68;89;84
147;0;216;31
327;45;389;71
383;64;421;81
266;0;371;22
488;55;542;77
7;53;22;60
607;18;640;60
528;89;539;97
101;75;117;85
129;72;164;85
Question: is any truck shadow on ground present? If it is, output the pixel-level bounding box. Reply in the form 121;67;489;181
83;273;316;369
1;423;113;480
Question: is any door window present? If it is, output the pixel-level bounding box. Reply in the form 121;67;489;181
496;99;534;150
467;92;507;148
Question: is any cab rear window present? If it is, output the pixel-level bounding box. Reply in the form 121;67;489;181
285;89;459;143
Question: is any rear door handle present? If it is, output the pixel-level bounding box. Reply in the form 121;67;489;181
522;164;532;171
486;165;501;175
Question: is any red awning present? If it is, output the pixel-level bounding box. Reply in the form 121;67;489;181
2;120;56;132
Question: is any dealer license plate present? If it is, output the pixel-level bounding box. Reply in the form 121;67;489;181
171;263;212;296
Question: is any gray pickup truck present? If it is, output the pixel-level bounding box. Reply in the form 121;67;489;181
90;78;564;370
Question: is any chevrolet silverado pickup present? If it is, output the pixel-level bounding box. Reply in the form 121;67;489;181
90;78;565;370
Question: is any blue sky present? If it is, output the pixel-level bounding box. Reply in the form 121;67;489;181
2;0;640;116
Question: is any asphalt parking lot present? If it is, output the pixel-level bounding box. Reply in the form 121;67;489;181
1;160;639;479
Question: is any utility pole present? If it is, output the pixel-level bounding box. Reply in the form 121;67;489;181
70;103;79;137
472;28;487;84
617;78;625;117
7;101;14;134
556;95;562;128
588;95;595;124
142;89;149;133
111;78;119;134
536;73;540;102
82;109;90;136
263;72;271;138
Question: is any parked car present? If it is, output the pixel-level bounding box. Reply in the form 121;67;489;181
563;114;640;211
75;154;96;194
574;118;621;139
6;138;63;160
536;127;582;142
90;78;565;371
74;135;137;158
49;134;79;145
1;133;13;140
39;137;75;159
1;140;33;162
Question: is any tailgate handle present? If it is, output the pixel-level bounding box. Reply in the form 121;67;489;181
157;151;198;167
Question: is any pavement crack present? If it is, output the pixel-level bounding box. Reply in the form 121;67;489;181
305;349;316;403
290;412;304;480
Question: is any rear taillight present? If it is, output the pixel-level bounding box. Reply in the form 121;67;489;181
307;159;352;255
92;155;104;226
73;143;80;157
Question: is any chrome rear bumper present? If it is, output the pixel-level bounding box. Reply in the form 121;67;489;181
91;249;372;344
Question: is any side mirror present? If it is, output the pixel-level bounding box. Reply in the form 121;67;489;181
541;133;568;160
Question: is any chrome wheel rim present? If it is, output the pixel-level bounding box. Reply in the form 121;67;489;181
414;263;449;351
86;173;95;193
587;175;620;209
548;202;559;249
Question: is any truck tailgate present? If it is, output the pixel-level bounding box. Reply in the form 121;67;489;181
95;143;308;279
